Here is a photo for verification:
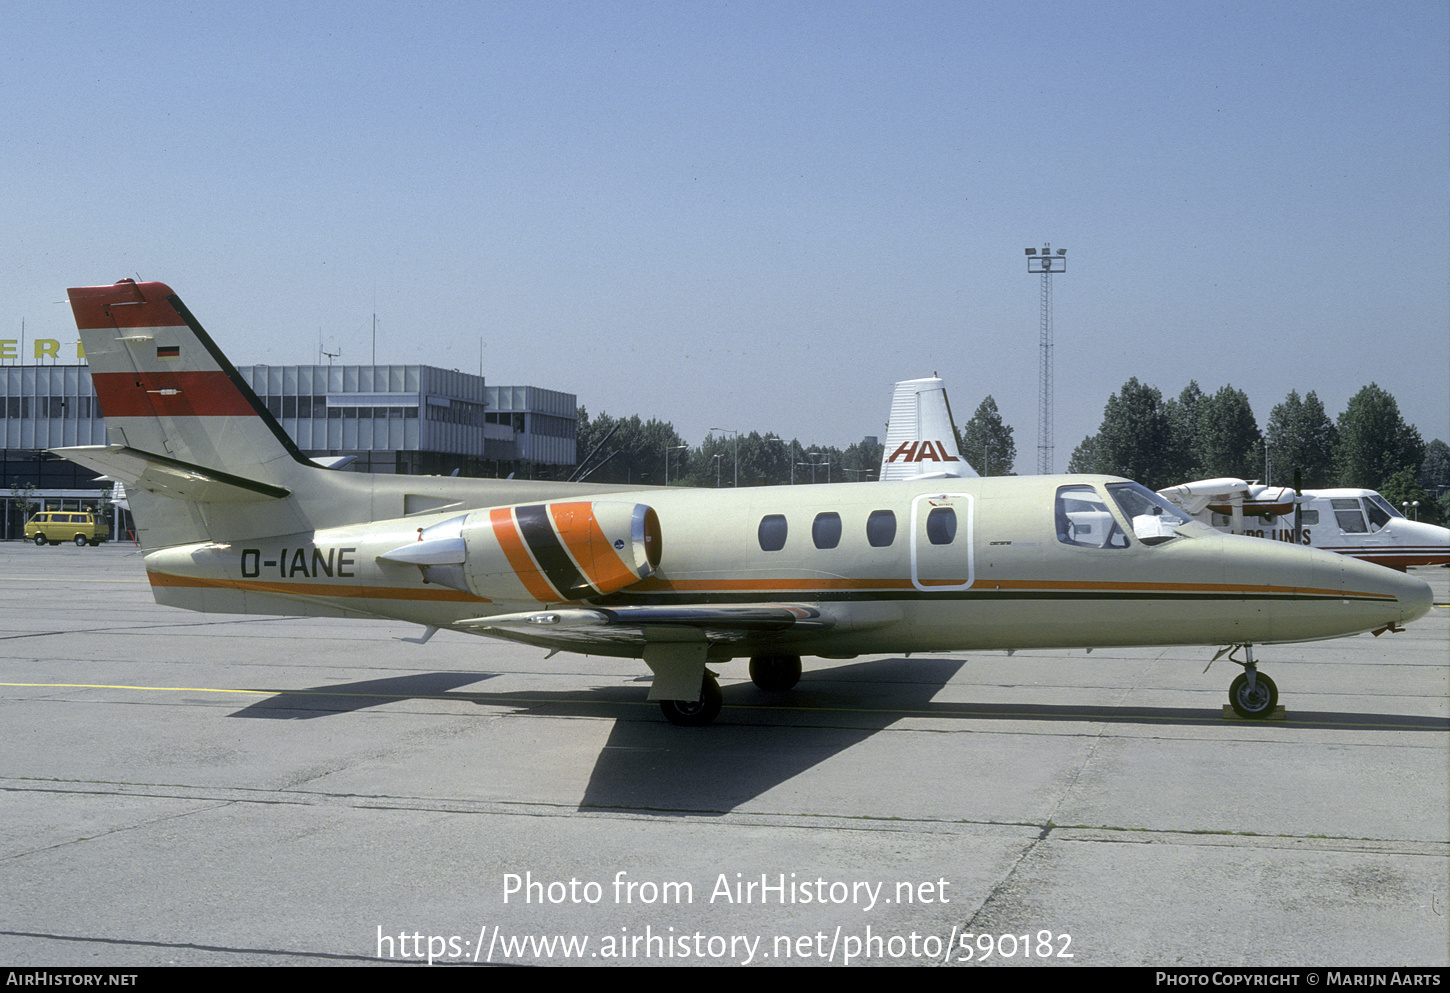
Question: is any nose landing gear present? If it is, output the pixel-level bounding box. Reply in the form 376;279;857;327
1219;644;1280;719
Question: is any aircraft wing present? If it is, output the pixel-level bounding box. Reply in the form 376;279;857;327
1158;478;1252;515
457;603;832;650
1159;478;1296;517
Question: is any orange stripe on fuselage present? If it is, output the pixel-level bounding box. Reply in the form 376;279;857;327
146;572;490;602
549;502;637;596
489;507;561;602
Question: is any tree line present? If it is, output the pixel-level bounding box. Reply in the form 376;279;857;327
568;381;1447;525
571;410;883;489
1067;380;1448;523
571;395;1021;490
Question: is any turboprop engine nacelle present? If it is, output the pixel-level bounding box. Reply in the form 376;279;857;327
1158;478;1297;517
378;500;662;603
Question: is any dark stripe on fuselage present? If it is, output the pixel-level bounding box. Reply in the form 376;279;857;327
514;504;593;599
595;588;1391;607
143;572;1397;610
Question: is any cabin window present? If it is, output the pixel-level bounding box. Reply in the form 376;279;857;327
1331;499;1367;534
1300;509;1319;526
812;512;841;549
926;506;957;545
866;509;897;547
1056;484;1128;549
758;514;788;551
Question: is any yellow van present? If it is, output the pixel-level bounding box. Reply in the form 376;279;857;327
25;511;107;547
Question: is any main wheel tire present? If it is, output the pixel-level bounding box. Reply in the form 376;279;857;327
74;534;89;547
1229;671;1278;719
749;653;802;691
33;533;47;546
659;675;723;727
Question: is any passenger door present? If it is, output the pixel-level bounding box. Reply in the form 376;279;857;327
910;493;974;591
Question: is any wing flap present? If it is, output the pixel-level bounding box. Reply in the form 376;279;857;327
458;603;831;648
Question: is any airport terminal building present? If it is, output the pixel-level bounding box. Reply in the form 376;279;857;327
1;361;577;540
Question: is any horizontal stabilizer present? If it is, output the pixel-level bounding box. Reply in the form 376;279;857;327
48;445;290;503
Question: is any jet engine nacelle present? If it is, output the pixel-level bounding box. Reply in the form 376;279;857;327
378;500;662;603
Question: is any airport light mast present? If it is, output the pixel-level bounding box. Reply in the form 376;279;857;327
711;427;739;488
1025;244;1066;474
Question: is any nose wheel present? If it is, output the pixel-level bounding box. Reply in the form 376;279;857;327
1229;670;1278;719
1221;644;1280;719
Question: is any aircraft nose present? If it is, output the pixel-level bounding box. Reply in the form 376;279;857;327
1341;555;1433;626
1392;570;1433;624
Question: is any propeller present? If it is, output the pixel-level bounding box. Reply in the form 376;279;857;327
1293;468;1303;546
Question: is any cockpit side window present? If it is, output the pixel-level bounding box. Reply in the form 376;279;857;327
1056;484;1128;549
1331;499;1367;534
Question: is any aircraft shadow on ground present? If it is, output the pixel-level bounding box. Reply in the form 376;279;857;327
226;671;503;718
578;656;966;815
221;658;1448;814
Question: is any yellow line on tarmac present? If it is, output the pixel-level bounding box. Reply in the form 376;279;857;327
0;682;509;705
2;681;269;696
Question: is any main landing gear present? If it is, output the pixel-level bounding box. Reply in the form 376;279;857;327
657;654;804;727
658;672;722;727
748;653;802;692
1221;644;1279;719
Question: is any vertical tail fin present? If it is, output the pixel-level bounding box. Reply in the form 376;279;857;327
59;280;317;547
878;377;978;481
67;279;308;482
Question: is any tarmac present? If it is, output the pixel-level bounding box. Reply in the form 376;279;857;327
1;542;1445;967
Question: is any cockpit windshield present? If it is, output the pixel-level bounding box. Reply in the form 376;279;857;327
1056;481;1205;549
1364;494;1403;529
1107;481;1196;544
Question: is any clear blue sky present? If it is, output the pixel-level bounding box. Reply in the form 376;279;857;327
4;1;1446;469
